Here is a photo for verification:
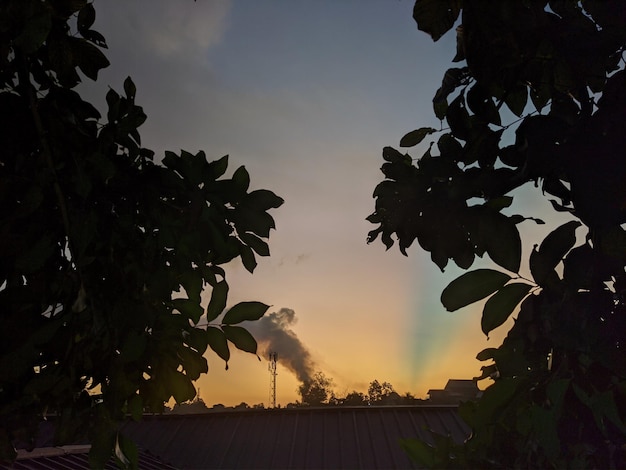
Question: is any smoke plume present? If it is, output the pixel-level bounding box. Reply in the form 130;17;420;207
248;308;315;383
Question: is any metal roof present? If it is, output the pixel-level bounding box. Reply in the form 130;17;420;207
121;405;470;469
1;446;178;470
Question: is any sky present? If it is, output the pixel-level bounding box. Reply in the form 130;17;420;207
83;1;571;407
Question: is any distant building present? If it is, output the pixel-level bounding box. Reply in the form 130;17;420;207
427;379;482;404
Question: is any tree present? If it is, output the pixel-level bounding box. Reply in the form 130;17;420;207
367;379;396;405
339;391;368;406
297;372;334;406
368;0;626;467
0;1;282;467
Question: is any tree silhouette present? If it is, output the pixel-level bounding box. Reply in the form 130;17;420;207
297;372;334;406
369;1;626;467
0;1;281;467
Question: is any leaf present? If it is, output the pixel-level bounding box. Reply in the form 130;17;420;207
72;38;110;81
413;0;462;41
399;127;437;147
179;348;208;380
476;347;498;361
185;327;209;353
114;433;138;470
485;196;513;211
222;325;258;354
400;438;435;468
467;82;501;125
503;84;528;117
171;298;204;323
233;206;276;238
14;8;52;54
77;3;96;33
239;232;270;257
123;76;136;100
239;243;257;273
206;327;230;366
206;280;228;322
169;370;196;403
127;395;143;422
81;29;107;48
481;283;532;335
222;301;269;325
88;424;115;470
180;270;202;302
446;94;471;141
231;166;250;195
471;208;522;273
441;269;511;312
530;220;580;285
243;189;284;211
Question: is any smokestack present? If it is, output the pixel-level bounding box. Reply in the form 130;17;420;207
247;308;315;384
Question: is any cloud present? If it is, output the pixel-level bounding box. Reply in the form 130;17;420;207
96;1;231;60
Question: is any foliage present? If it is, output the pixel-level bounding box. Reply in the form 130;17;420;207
367;379;396;404
0;1;282;467
297;372;334;406
369;0;626;467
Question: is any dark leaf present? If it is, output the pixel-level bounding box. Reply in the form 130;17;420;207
400;438;435;468
222;325;258;354
485;196;513;211
179;348;208;380
503;85;529;117
446;94;471;141
239;243;257;273
73;39;110;80
207;155;229;180
171;298;204;323
382;146;411;164
243;189;284;211
14;8;51;54
169;371;196;403
441;269;511;312
433;67;469;104
206;327;230;365
467;82;501;125
530;220;580;285
185;327;209;353
80;29;107;48
114;433;138;470
206;281;228;322
232;166;250;195
77;3;96;33
400;127;437;148
239;232;270;257
123;76;136;100
476;347;498;361
481;283;532;335
413;0;462;41
88;425;115;470
485;213;522;273
223;301;269;325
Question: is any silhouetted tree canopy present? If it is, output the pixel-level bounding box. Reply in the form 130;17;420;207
369;0;626;467
0;1;282;467
297;372;334;406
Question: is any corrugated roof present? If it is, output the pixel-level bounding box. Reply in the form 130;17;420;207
121;406;470;469
1;446;178;470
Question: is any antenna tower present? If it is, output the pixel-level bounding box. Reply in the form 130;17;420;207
268;352;278;408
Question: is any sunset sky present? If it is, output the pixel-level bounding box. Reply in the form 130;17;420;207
85;1;571;406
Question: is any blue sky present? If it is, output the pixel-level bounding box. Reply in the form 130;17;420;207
83;1;564;406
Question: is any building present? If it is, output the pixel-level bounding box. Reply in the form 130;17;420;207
5;405;470;469
427;379;482;404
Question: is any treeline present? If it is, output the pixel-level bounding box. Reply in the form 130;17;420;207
168;373;426;413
